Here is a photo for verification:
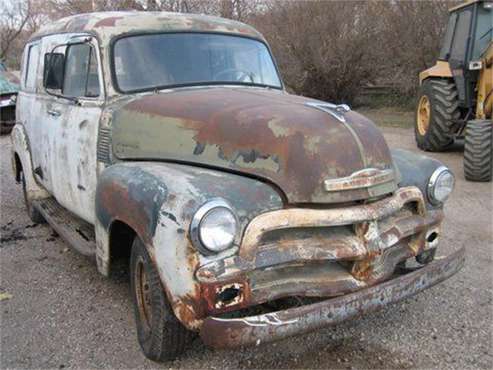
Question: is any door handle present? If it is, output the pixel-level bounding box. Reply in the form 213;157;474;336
47;109;61;117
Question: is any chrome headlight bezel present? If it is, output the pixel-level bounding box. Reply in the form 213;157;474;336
427;166;455;205
190;198;238;255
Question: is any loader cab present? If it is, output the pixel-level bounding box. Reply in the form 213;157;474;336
438;0;492;109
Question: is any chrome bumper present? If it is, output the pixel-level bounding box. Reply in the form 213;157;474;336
200;247;465;349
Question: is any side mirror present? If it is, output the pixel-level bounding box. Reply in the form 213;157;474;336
43;53;65;90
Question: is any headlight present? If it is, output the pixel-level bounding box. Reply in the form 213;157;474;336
190;199;238;254
427;166;455;205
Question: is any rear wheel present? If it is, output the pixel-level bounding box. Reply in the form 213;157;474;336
130;237;194;361
1;123;12;135
415;79;460;151
20;171;45;223
464;120;492;182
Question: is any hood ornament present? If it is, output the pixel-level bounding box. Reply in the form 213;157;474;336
324;168;395;192
305;101;351;123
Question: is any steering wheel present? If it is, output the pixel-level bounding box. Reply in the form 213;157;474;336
213;68;254;83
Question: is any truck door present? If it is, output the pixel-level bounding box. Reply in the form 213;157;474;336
55;39;103;224
41;36;104;224
19;41;45;186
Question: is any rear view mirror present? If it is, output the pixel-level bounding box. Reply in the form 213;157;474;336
44;53;65;90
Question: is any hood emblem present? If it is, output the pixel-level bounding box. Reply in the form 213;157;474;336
305;101;351;123
324;168;395;192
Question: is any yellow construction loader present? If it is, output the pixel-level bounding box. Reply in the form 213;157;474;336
416;0;492;181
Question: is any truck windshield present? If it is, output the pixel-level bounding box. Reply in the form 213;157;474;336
113;33;282;92
472;5;492;59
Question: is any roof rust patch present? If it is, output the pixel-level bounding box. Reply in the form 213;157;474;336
29;11;265;44
94;16;124;28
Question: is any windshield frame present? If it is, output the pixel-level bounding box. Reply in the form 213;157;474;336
109;31;284;94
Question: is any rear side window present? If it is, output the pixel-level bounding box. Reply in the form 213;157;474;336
439;13;457;60
472;6;493;59
25;43;40;92
450;9;472;61
62;43;100;98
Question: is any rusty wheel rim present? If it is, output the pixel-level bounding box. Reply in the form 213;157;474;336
417;95;431;136
135;257;152;331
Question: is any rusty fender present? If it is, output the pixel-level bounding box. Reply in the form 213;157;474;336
200;246;465;349
10;124;50;201
94;161;282;329
391;148;445;209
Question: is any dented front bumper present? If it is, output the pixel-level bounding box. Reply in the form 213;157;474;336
200;247;465;348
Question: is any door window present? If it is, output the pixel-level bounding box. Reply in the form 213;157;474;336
472;5;493;59
25;43;40;92
439;13;457;60
450;9;472;62
62;43;100;98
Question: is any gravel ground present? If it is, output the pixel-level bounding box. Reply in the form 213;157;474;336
1;127;492;369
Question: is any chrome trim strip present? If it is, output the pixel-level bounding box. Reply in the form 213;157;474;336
324;168;395;192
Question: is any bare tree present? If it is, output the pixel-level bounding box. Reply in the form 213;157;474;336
0;0;32;62
253;1;381;104
373;0;456;96
0;0;460;104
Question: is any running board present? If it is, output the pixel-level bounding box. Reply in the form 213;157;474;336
33;198;96;257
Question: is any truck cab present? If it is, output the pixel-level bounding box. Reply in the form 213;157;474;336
12;11;464;361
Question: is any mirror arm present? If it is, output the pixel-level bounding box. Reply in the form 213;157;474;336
45;88;79;105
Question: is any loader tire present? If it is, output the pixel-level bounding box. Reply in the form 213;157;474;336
415;79;460;152
464;119;492;182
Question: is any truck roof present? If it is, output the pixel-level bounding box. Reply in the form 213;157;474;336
28;11;264;44
449;0;486;12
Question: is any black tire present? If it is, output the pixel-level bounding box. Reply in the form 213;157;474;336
20;171;45;223
415;79;460;152
130;237;194;361
464;119;492;182
1;124;12;135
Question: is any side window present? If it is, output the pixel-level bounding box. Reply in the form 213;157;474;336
25;43;40;92
62;43;100;98
472;6;493;59
439;13;457;60
450;9;472;62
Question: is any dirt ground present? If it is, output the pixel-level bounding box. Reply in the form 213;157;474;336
1;125;492;369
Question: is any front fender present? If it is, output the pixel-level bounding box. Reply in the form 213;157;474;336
391;148;447;209
95;162;283;329
418;61;452;84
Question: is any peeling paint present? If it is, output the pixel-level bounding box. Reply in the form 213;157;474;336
112;88;397;204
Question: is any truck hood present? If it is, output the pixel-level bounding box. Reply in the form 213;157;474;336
111;87;397;204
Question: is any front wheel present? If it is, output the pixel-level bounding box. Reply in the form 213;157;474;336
464;120;492;182
130;237;194;361
414;79;460;152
